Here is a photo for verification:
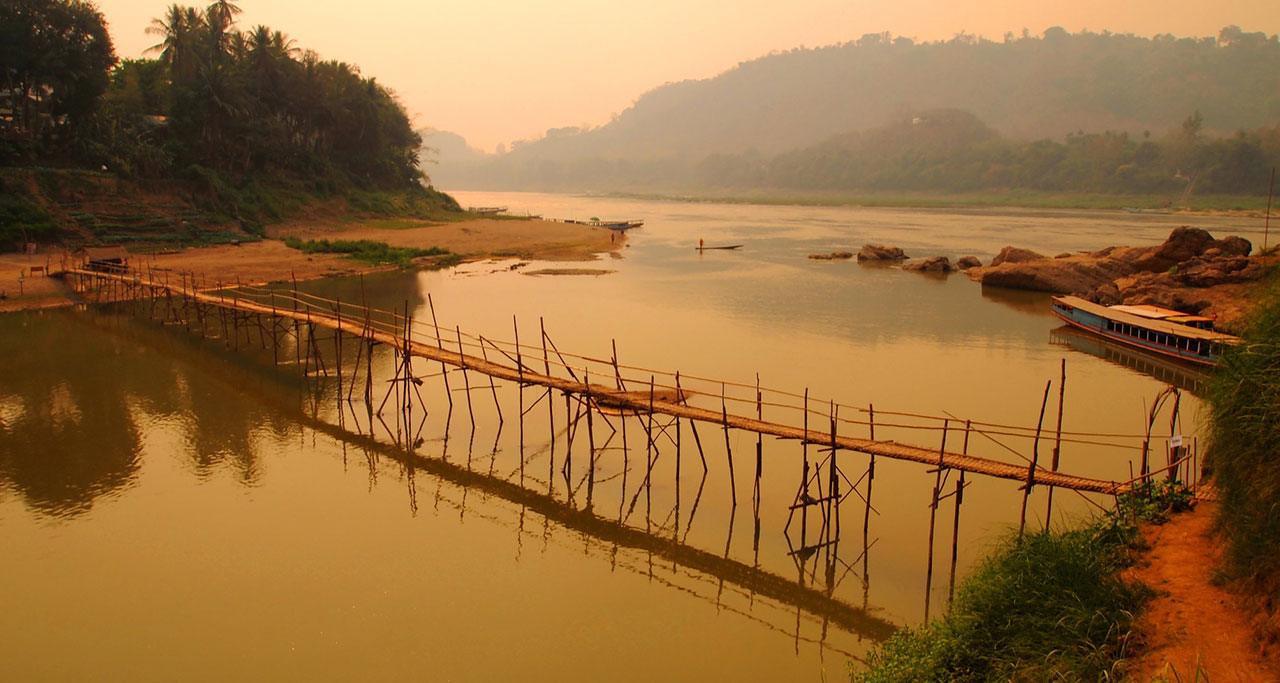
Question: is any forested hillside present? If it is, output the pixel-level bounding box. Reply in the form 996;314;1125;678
443;27;1280;194
1;0;458;249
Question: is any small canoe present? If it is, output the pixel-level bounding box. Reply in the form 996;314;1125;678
696;245;744;251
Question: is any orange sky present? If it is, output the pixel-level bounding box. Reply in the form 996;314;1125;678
92;0;1280;152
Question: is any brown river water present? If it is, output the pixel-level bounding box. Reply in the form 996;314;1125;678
0;192;1261;680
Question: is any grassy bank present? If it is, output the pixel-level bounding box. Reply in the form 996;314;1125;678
281;237;457;268
606;189;1270;214
0;167;464;252
1206;273;1280;645
853;481;1193;682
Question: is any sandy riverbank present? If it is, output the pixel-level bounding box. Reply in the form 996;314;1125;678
0;217;624;313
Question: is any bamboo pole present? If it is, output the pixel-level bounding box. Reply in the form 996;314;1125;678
1044;359;1067;530
1019;380;1054;538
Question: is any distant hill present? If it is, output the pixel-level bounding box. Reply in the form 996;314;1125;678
447;26;1280;192
420;130;487;187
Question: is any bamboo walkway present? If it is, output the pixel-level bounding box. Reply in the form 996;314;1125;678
63;266;1133;496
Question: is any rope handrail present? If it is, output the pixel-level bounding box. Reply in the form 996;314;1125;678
192;275;1178;442
80;266;1163;475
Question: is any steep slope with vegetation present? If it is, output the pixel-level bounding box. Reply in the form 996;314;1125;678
1;0;460;251
1206;273;1280;649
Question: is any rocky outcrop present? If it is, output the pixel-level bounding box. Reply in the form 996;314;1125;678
1128;227;1252;273
963;226;1261;330
956;256;982;269
857;244;908;261
904;256;954;273
976;255;1135;293
809;251;854;260
990;246;1046;266
969;227;1260;297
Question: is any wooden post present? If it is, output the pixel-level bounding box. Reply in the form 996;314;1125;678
722;382;736;507
427;294;452;410
947;421;972;603
335;295;343;413
1045;359;1066;530
864;403;876;541
1020;380;1053;538
677;373;707;472
828;401;840;543
925;419;948;620
541;317;555;459
755;374;763;512
585;370;596;507
456;326;475;431
515;316;525;478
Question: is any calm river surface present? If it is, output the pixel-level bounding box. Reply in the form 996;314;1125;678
0;192;1260;680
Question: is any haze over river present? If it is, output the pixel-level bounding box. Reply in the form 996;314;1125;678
0;191;1260;680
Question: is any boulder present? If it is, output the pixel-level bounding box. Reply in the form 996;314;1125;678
809;251;854;260
990;246;1046;266
1055;252;1073;259
1130;227;1251;272
857;244;908;261
1176;257;1263;287
904;256;954;273
974;254;1135;294
1216;235;1252;257
956;256;982;269
1087;282;1123;306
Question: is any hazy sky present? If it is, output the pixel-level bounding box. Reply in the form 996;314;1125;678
93;0;1279;152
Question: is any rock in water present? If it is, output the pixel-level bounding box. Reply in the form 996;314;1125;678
990;246;1047;266
904;256;954;273
857;244;908;261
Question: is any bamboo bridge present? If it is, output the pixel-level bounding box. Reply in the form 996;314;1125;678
57;264;1178;498
59;263;1201;626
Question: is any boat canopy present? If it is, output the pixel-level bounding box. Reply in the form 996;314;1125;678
1107;304;1213;324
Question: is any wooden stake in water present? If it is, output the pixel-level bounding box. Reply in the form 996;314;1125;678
1044;359;1067;531
1019;380;1053;539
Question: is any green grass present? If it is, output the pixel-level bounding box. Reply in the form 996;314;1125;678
1204;272;1280;641
852;481;1195;682
605;189;1272;213
281;236;455;268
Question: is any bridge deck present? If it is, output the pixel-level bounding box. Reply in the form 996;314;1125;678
65;267;1130;495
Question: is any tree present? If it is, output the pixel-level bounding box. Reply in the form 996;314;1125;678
0;0;116;147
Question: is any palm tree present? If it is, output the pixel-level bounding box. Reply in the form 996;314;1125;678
145;4;204;81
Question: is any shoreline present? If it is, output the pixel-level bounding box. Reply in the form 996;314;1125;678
600;190;1271;216
0;217;625;313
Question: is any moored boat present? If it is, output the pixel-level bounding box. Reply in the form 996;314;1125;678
1050;295;1239;366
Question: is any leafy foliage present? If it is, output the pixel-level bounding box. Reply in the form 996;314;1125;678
852;481;1197;682
1205;274;1280;640
0;186;62;248
281;236;453;268
0;0;117;160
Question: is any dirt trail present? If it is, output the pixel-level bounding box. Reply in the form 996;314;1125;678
1125;501;1279;682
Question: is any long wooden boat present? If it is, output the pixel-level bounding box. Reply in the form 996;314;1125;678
1050;295;1239;366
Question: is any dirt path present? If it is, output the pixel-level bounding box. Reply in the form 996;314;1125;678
1125;501;1279;682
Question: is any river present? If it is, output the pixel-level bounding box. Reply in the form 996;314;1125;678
0;192;1260;680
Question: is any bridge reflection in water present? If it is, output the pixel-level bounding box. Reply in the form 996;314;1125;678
54;265;1186;657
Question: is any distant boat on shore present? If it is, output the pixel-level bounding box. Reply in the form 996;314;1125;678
467;206;508;215
548;217;644;231
1122;207;1171;214
1050;295;1239;366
